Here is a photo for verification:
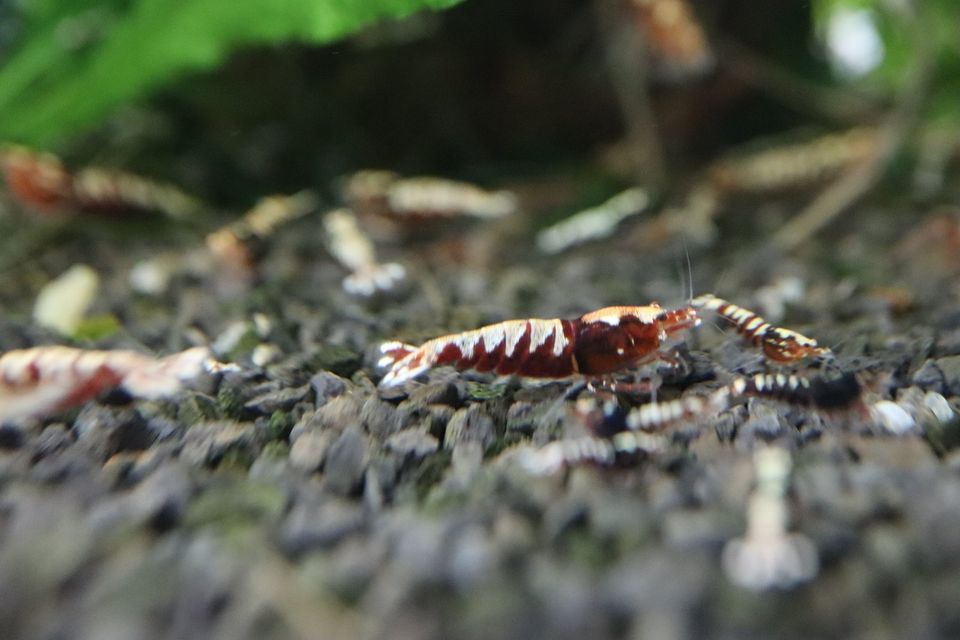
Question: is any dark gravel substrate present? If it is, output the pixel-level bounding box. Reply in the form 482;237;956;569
2;199;960;640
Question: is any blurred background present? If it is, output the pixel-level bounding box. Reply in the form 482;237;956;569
1;0;957;208
2;2;960;640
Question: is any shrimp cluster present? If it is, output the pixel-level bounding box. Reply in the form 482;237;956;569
376;292;877;491
376;293;862;477
378;295;827;388
518;371;865;474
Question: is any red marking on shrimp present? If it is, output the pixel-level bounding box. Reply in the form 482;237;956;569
1;145;200;218
378;304;699;388
0;146;73;212
0;346;230;422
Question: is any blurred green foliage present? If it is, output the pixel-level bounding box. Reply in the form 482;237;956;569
0;0;464;147
71;313;122;341
812;0;960;124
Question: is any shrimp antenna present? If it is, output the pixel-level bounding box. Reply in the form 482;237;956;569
683;235;694;304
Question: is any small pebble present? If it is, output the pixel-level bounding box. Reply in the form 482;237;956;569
505;401;537;434
211;320;253;356
740;401;787;441
243;385;309;415
661;508;733;550
323;427;368;495
446;525;496;590
252;312;272;338
309;395;363;432
924;391;956;425
912;359;947;394
31;424;74;461
416;404;455;440
129;255;175;296
386;429;439;461
73;405;153;462
251;343;282;367
309;371;348;406
446;440;483;490
33;264;99;335
179;422;255;467
248;448;291;482
935;355;960;396
871;401;916;435
444;405;495;450
360;396;406;438
280;496;366;555
92;462;194;534
405;381;463;407
363;465;385;512
934;328;960;356
289;429;337;473
0;423;26;449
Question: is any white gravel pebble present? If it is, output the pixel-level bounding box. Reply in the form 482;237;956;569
33;264;99;335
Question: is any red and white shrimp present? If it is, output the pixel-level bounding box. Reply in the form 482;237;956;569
692;294;829;363
0;346;230;422
0;146;73;212
378;303;700;387
1;145;201;219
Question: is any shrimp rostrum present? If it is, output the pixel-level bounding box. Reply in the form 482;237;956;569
378;296;828;388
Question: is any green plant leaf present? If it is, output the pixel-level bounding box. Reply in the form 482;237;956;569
0;0;465;147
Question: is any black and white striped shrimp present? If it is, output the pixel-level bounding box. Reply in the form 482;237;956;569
520;372;865;473
378;303;700;388
625;371;862;431
692;294;829;363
